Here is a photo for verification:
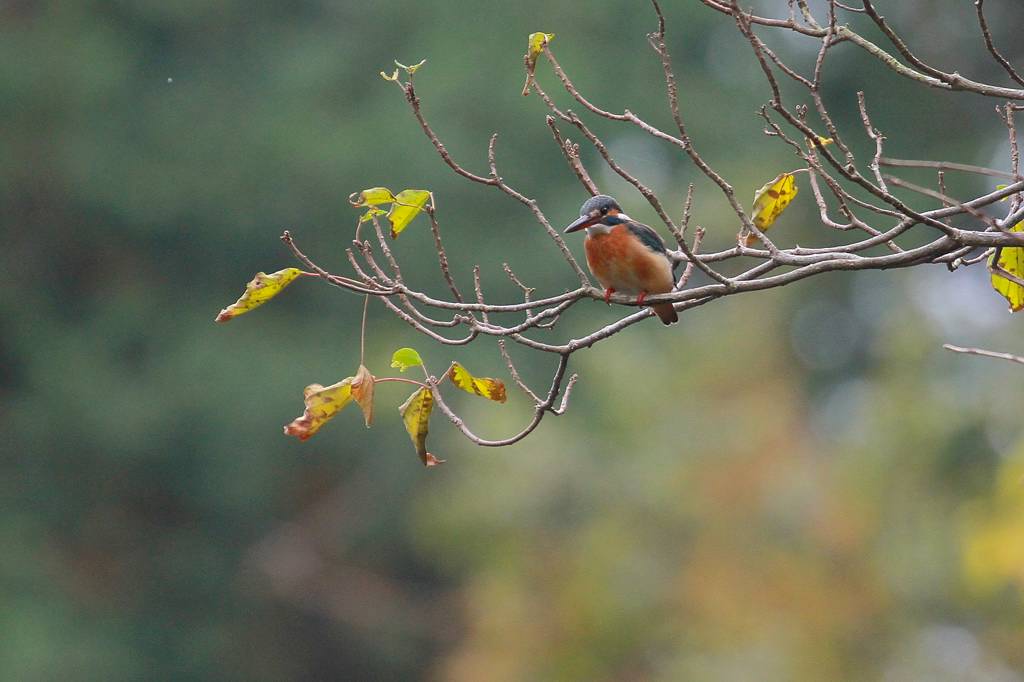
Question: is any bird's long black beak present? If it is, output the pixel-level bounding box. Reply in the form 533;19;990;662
564;214;598;233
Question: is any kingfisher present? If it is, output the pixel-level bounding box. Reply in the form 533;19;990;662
564;194;679;325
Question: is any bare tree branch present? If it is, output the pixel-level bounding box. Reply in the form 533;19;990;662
238;2;1024;454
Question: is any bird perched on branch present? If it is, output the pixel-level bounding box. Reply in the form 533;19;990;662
564;194;678;325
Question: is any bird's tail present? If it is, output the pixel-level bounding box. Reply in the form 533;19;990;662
652;302;678;325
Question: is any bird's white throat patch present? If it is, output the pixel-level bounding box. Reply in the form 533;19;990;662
585;213;631;237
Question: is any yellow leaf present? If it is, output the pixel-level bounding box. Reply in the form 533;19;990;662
399;387;443;466
806;135;833;148
351;364;375;427
387;189;431;238
989;222;1024;312
391;347;423;372
283;378;354;441
527;32;554;63
744;172;799;246
752;172;798;229
522;32;554;96
215;268;303;323
349;187;396;207
380;68;400;82
447;362;507;403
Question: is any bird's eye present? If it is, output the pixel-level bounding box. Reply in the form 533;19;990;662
600;206;609;214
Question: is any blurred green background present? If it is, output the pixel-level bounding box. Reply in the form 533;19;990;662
4;1;1024;679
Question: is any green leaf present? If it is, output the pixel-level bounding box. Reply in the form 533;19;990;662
215;268;303;323
398;387;443;466
360;207;387;223
390;347;423;372
387;189;431;238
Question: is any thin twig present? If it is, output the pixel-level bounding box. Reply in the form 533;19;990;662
885;176;999;229
857;91;888;192
360;295;369;366
879;157;1015;179
1002;103;1022;214
404;79;589;285
700;0;1024;99
546;116;599;196
374;376;429;388
677;227;706;289
425;196;466;304
975;0;1024;88
943;344;1024;365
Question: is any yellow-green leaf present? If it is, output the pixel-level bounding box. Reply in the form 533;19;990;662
387;189;431;238
989;222;1024;312
447;362;507;403
360;207;387;223
745;172;799;246
215;268;303;323
349;187;396;207
391;347;423;372
351;364;375;427
380;68;400;82
395;58;426;74
527;32;554;63
283;378;354;441
522;32;555;96
399;387;443;466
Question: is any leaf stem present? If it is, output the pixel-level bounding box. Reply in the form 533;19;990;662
374;377;429;388
360;294;369;366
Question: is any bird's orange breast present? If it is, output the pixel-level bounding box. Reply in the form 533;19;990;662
584;225;673;295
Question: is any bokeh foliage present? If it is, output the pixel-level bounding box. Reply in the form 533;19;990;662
3;1;1024;679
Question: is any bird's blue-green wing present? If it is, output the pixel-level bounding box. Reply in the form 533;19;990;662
626;221;668;254
626;221;679;275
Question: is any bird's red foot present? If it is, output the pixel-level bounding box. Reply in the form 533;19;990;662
603;287;615;305
636;291;647;306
